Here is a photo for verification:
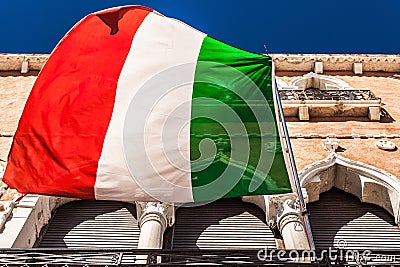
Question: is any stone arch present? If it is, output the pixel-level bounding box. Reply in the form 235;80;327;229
289;72;351;90
275;78;289;89
299;153;400;225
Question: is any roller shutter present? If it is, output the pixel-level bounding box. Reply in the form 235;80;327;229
171;197;276;249
308;188;400;250
38;200;139;248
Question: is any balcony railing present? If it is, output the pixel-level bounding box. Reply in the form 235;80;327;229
0;248;399;266
278;88;381;120
279;88;379;101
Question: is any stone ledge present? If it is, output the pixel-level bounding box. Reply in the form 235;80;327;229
0;195;76;248
272;54;400;72
289;133;400;139
0;54;48;71
1;53;400;73
4;131;400;140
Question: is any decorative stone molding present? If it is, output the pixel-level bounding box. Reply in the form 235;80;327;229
298;106;309;121
290;133;400;139
9;130;398;140
273;54;400;64
353;62;363;74
368;106;381;121
376;140;397;151
21;59;29;74
288;72;352;90
299;153;400;225
0;54;48;71
269;194;301;229
1;54;399;73
5;131;400;140
314;62;323;74
272;54;400;73
276;78;289;89
322;138;339;153
242;188;310;221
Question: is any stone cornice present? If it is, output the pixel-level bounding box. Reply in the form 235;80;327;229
1;53;400;72
272;54;400;63
272;54;400;72
0;54;48;71
3;131;399;139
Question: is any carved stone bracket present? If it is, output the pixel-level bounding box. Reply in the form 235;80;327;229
322;138;339;153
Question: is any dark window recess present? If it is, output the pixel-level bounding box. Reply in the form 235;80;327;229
308;188;400;250
37;200;140;248
171;197;276;250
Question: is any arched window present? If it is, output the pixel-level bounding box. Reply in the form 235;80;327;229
308;188;400;250
172;198;276;249
37;200;140;248
300;154;400;249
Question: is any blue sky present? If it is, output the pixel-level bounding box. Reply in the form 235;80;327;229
0;0;399;54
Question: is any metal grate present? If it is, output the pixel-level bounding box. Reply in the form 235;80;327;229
38;200;140;249
172;197;276;250
308;188;400;250
279;89;378;101
1;248;400;266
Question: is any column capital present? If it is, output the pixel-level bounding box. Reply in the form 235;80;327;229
268;193;311;250
267;193;304;231
136;202;175;230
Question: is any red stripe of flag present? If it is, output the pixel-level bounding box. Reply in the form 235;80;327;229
3;6;152;199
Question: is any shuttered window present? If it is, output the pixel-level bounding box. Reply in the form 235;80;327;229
308;188;400;250
37;200;139;248
171;197;276;249
38;198;275;250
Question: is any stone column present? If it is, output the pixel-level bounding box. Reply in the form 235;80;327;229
135;202;174;249
268;194;311;250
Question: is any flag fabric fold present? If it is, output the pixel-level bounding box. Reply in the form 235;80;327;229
3;5;292;202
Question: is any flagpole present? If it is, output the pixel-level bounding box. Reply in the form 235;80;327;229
271;62;315;250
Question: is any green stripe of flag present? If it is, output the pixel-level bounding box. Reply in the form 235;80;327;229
190;36;292;201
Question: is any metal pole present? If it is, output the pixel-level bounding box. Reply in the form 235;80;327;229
272;74;305;210
271;62;315;249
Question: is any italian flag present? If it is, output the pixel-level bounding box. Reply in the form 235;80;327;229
3;6;292;203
